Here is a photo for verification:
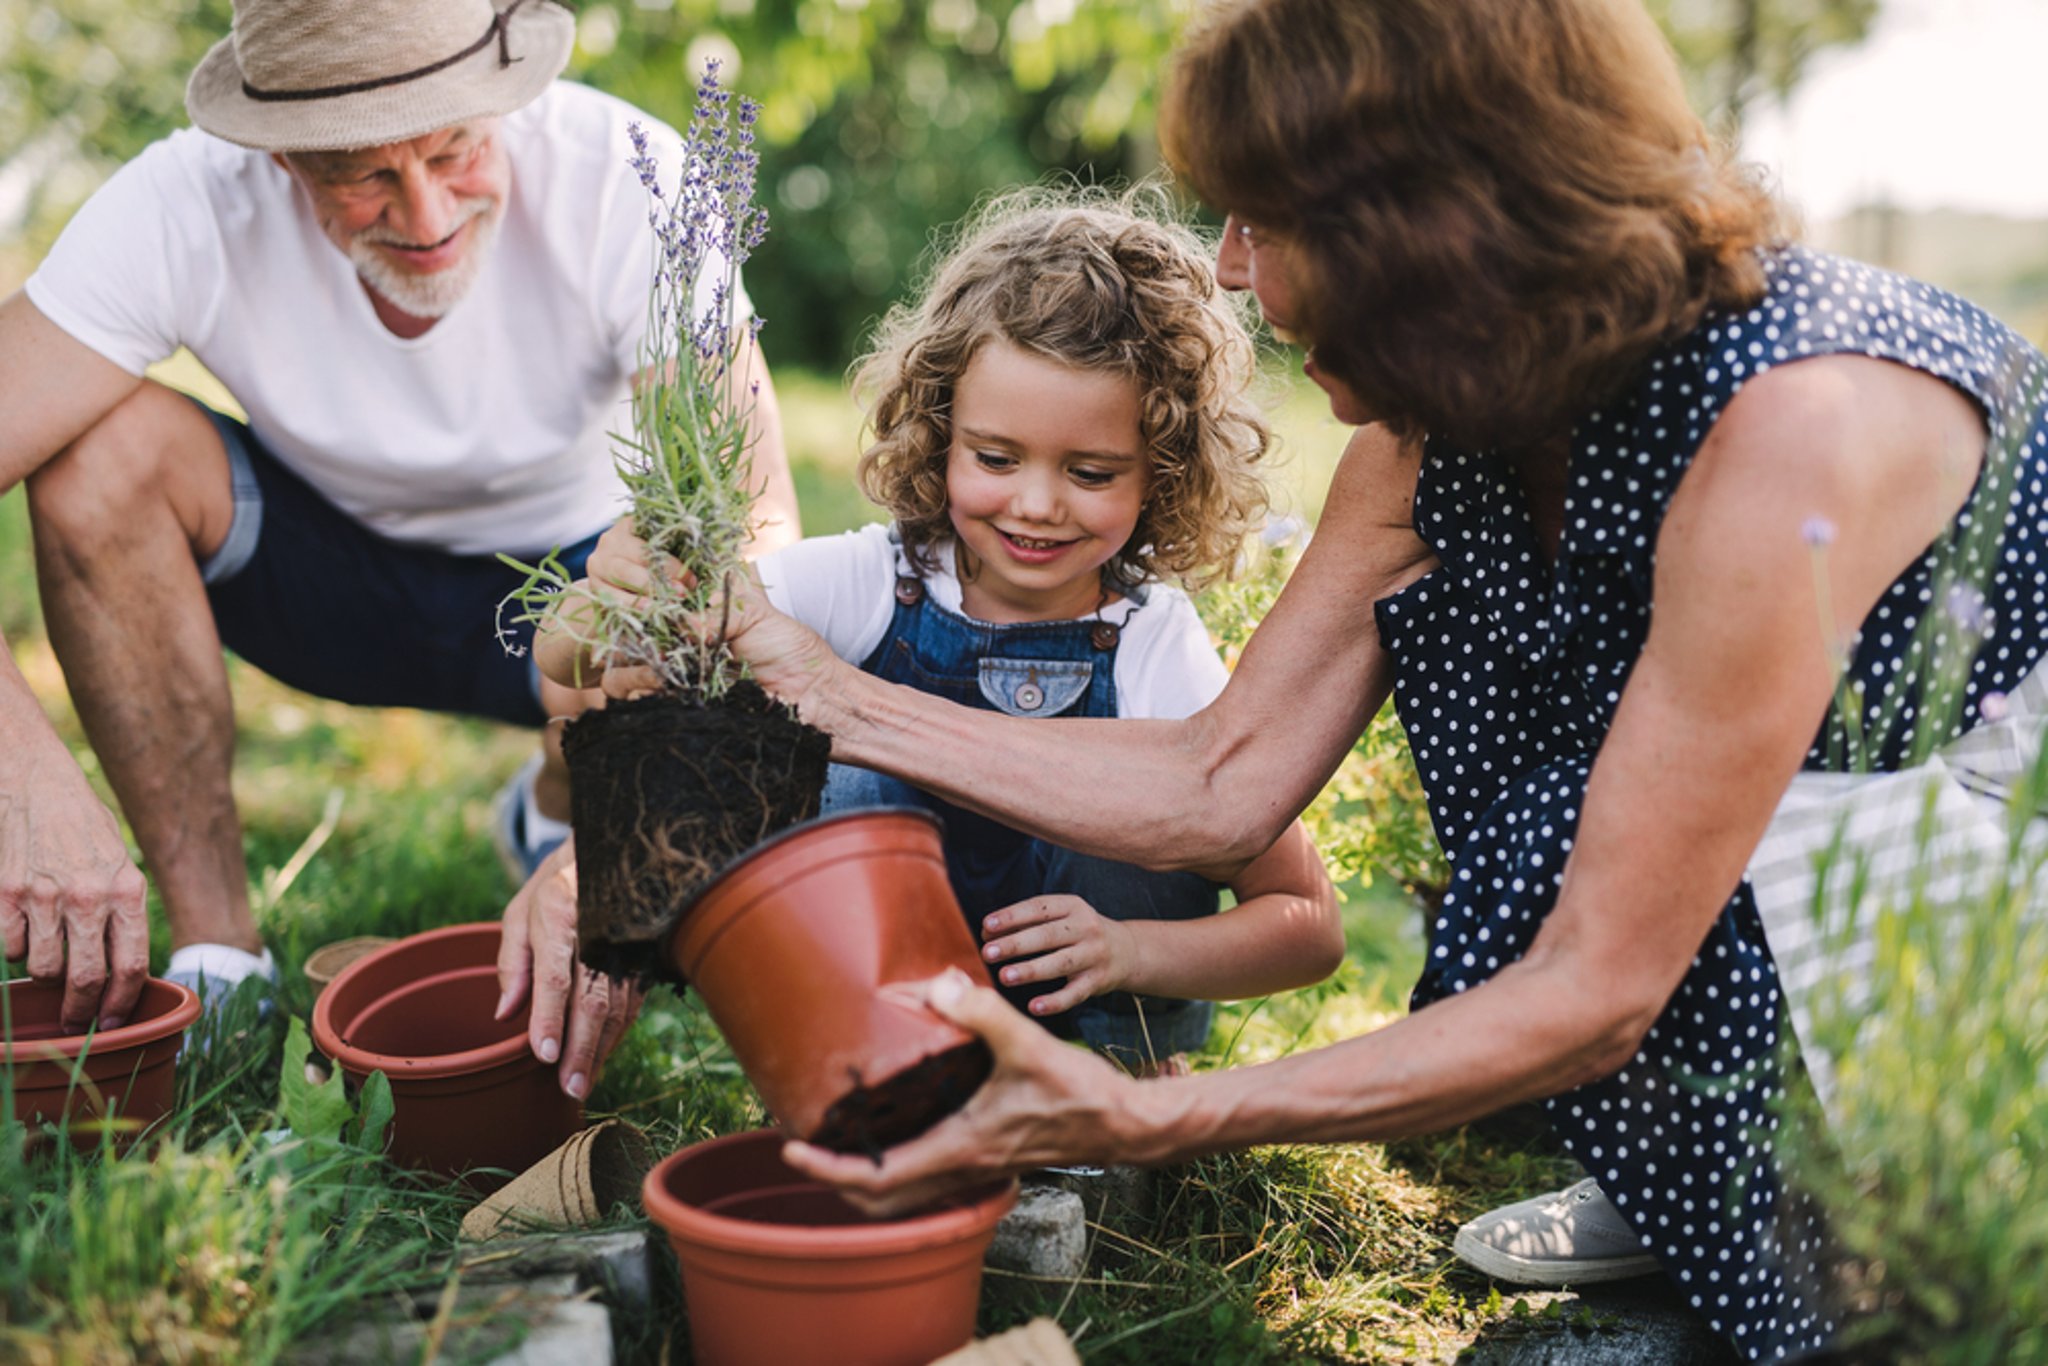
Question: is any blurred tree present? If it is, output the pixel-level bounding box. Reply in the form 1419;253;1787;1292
1645;0;1879;131
569;0;1187;368
3;0;1878;365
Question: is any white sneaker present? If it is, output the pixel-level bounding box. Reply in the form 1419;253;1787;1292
1452;1178;1662;1286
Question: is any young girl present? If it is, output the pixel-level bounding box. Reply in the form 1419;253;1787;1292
545;188;1342;1072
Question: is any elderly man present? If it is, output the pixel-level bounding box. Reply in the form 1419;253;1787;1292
0;0;797;1061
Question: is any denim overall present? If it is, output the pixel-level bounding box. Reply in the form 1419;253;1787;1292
820;548;1219;1069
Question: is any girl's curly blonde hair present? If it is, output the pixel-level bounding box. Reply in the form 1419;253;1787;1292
853;184;1270;592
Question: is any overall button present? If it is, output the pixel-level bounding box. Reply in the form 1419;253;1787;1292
1090;622;1120;651
894;576;925;606
1013;682;1045;711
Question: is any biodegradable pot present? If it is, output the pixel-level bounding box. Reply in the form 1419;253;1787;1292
643;1128;1016;1366
460;1118;656;1241
302;935;395;994
311;922;581;1182
2;976;200;1149
565;685;831;982
668;808;995;1154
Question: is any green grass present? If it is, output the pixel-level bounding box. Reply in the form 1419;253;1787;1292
0;366;1578;1364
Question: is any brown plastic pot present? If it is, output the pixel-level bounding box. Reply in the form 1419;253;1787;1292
311;922;580;1183
643;1128;1016;1366
2;976;200;1150
668;808;994;1153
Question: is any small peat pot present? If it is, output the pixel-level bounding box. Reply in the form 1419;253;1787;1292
643;1128;1016;1366
2;976;200;1150
668;808;995;1154
311;922;580;1183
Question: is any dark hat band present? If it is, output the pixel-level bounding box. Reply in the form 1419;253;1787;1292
240;0;529;103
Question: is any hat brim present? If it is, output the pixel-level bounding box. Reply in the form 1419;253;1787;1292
185;1;574;152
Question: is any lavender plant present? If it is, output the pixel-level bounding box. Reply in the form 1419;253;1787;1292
504;62;768;701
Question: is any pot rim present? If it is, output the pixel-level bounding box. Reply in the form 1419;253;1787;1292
0;976;201;1063
642;1128;1015;1260
667;804;943;937
311;922;534;1079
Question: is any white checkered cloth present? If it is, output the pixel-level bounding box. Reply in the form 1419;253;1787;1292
1747;658;2048;1118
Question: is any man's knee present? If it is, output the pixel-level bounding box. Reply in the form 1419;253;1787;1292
26;382;232;556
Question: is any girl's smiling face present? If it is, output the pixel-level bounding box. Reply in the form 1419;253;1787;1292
945;338;1149;623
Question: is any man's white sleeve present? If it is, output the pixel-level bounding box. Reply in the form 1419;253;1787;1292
23;140;225;376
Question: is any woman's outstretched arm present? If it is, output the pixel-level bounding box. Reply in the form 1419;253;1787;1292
736;424;1438;879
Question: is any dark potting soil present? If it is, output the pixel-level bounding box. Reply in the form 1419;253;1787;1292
805;1038;995;1159
564;682;830;982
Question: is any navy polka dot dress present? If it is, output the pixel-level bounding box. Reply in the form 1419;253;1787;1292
1381;246;2048;1361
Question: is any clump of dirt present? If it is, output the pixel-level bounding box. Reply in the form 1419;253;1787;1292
564;682;830;982
806;1040;995;1159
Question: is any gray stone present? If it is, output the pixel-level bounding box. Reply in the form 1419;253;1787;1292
488;1299;613;1365
1462;1280;1740;1366
286;1231;656;1365
986;1184;1087;1279
286;1276;595;1365
458;1228;657;1318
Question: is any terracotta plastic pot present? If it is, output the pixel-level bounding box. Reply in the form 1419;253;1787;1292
311;922;580;1182
643;1128;1016;1366
668;808;994;1153
2;976;200;1149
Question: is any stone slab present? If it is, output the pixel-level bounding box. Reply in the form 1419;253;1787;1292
1463;1278;1741;1366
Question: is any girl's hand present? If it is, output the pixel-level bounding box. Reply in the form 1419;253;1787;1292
780;968;1147;1215
979;895;1137;1017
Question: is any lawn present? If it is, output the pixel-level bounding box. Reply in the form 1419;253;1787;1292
0;360;1584;1364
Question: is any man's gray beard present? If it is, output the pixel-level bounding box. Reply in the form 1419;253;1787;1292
348;197;500;320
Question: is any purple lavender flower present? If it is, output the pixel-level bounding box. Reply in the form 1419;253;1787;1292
1944;582;1995;636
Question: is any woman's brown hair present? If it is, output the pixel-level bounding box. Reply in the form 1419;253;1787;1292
1161;0;1784;450
854;184;1270;590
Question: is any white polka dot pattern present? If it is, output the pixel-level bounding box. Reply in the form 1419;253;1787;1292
1377;247;2048;1363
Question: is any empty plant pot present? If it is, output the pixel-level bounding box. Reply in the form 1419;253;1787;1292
2;976;200;1149
667;808;994;1154
311;922;580;1183
643;1128;1016;1366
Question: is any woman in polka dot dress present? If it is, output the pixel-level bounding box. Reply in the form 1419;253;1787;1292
713;2;2047;1359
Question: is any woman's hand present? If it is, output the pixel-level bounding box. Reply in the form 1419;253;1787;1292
780;967;1149;1215
979;895;1136;1017
495;835;644;1099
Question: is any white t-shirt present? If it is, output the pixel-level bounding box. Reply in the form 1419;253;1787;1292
25;82;740;557
755;523;1230;720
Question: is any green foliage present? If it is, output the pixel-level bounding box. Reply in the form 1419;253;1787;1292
1197;536;1448;903
0;1063;448;1365
1775;756;2048;1361
280;1016;393;1153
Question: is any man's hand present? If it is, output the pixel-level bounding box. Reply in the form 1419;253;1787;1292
979;895;1137;1018
496;835;643;1099
0;746;150;1032
781;968;1146;1215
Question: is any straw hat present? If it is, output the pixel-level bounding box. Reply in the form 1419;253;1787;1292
186;0;575;153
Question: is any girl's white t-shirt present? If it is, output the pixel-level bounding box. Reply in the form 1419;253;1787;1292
24;82;739;558
754;523;1230;720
